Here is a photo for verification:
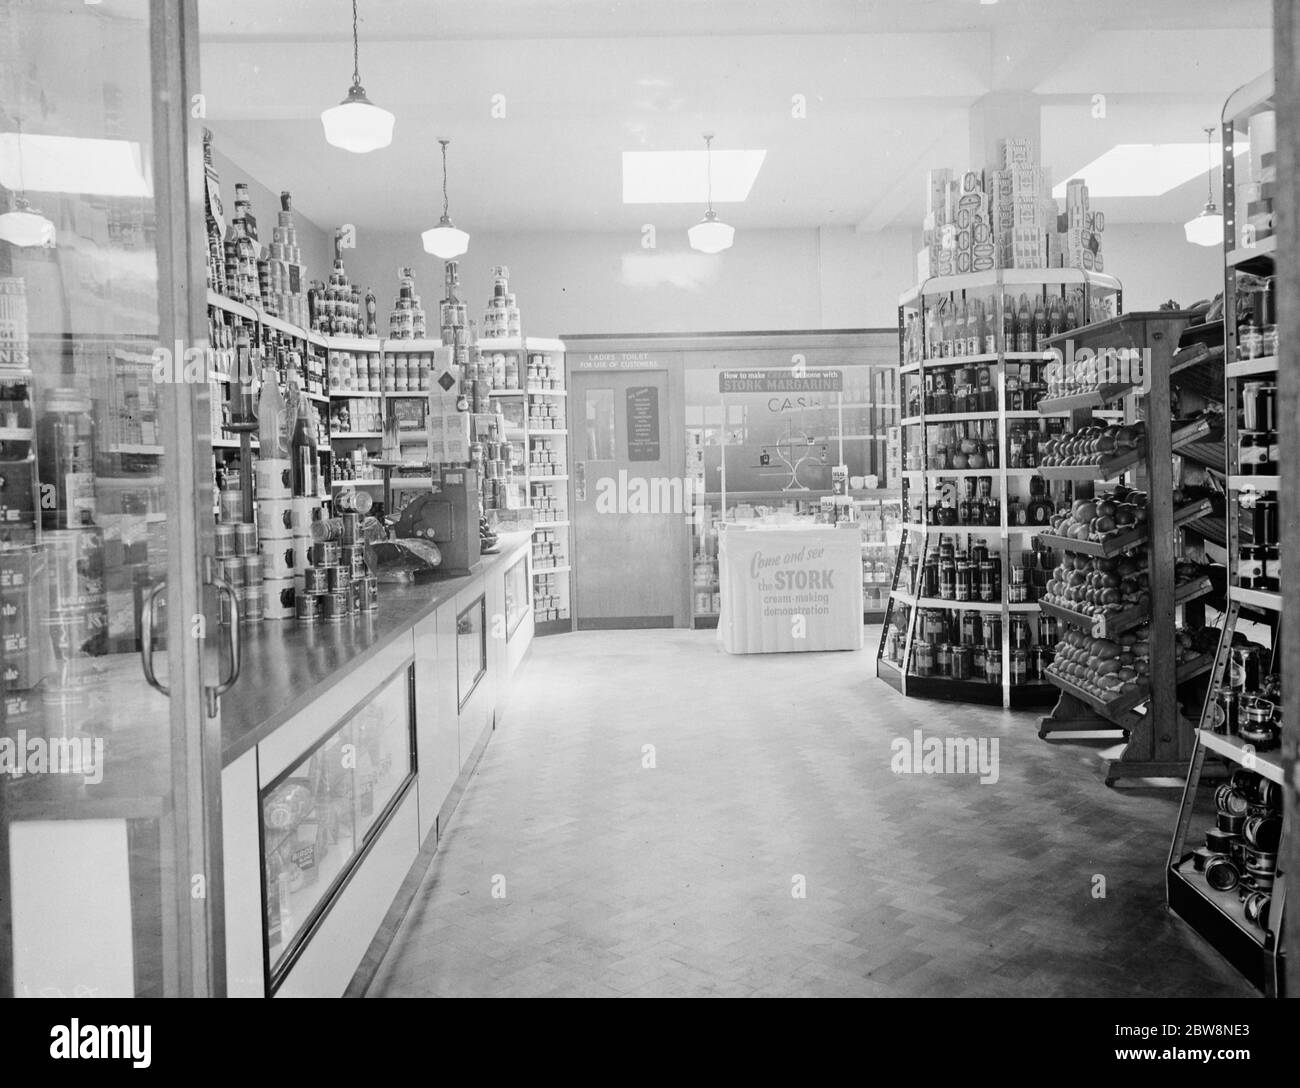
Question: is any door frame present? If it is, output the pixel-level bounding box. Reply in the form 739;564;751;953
566;360;690;628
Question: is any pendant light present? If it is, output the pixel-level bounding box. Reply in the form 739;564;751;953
1184;126;1224;247
320;0;394;153
422;139;470;259
688;132;735;254
0;123;56;248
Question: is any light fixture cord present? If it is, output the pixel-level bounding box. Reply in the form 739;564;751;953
705;134;714;214
440;140;450;218
1206;127;1214;204
352;0;361;86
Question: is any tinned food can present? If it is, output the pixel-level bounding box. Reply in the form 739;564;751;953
296;592;322;624
362;576;378;612
235;522;259;556
326;565;351;592
311;540;340;567
322;590;349;621
215;523;237;558
303;566;330;594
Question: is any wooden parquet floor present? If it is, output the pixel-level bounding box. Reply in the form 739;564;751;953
367;628;1257;998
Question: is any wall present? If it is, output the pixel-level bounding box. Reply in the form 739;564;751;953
211;148;334;282
217;153;1226;335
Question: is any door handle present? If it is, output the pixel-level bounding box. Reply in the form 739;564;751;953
139;580;169;696
205;556;241;717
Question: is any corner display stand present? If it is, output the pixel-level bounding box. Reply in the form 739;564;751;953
876;267;1120;709
1166;69;1286;995
1034;311;1215;786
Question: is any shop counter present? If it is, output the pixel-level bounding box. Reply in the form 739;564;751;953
220;531;535;997
716;524;864;654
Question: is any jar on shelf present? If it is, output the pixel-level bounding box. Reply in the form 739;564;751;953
985;648;1002;685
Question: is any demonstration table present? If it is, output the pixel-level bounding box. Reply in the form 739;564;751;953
716;523;864;653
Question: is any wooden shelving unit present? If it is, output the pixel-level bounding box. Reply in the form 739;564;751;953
875;267;1122;709
1033;310;1217;786
1166;69;1286;996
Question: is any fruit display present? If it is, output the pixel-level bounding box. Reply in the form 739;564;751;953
1042;553;1210;620
1045;484;1147;543
1046;623;1214;703
1039;421;1144;468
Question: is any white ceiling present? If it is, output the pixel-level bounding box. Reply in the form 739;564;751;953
195;0;1274;236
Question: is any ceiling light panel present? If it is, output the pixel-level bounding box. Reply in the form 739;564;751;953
1051;142;1233;199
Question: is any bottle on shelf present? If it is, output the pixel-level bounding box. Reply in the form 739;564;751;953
290;375;320;498
1033;295;1047;352
1016;293;1033;353
258;362;286;459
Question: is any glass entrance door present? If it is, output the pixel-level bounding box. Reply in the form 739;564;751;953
0;0;221;997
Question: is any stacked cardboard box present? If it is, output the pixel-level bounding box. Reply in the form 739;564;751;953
915;135;1105;277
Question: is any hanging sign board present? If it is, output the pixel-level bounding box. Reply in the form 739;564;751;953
718;369;844;394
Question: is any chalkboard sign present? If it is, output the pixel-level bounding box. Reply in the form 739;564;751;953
626;386;660;462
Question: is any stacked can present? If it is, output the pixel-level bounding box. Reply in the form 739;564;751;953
296;513;378;623
257;458;295;620
215;485;262;623
291;496;320;598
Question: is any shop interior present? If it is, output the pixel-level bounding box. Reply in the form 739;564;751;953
0;0;1296;1002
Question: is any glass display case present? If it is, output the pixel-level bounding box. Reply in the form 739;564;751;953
260;664;415;988
457;595;487;708
503;553;529;640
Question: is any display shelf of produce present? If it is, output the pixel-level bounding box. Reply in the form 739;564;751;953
1228;475;1280;493
896;594;1041;613
1197;730;1285;784
530;475;569;483
529;429;568;437
330;390;383;398
527;389;566;397
383;390;431;398
488;390;525;398
1044;654;1215;722
1034;498;1213;558
1166;861;1278;993
1229;586;1282;612
1225;235;1277;269
533;521;570;530
1225;355;1278;379
383;338;445;352
206;289;255;319
331;432;383;440
1039;575;1215;639
1037;419;1211;482
1037;383;1138;415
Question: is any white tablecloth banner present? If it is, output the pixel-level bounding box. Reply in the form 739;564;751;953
717;527;864;654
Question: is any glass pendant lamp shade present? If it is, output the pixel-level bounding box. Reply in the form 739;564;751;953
0;197;55;247
688;209;735;254
423;139;469;258
422;216;470;259
1184;202;1223;247
1184;127;1222;247
687;133;735;253
321;84;394;153
321;0;393;153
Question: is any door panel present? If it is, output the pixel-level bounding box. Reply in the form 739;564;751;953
571;369;682;627
0;0;219;997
